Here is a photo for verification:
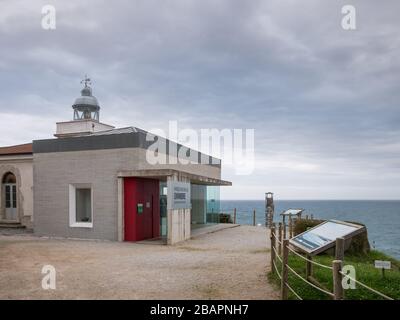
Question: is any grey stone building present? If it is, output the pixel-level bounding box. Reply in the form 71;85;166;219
0;80;231;244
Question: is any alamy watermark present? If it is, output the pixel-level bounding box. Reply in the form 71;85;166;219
342;264;356;289
41;265;56;290
41;5;56;30
145;121;255;175
341;5;356;30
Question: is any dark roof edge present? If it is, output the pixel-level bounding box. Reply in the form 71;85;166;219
0;152;33;157
0;143;33;156
33;131;221;168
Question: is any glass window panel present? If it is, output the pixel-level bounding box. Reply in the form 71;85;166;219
191;184;206;225
5;185;11;207
206;186;220;223
76;188;92;222
12;185;17;208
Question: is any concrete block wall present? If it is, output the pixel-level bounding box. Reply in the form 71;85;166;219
167;174;192;245
167;209;191;245
33;148;153;240
34;147;220;241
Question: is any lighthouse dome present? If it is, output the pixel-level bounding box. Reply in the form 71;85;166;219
72;76;100;121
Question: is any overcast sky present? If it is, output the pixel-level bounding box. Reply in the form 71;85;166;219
0;0;399;200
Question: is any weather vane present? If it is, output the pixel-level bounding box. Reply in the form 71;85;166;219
80;74;91;87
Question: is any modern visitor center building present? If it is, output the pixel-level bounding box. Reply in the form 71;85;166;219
0;80;231;244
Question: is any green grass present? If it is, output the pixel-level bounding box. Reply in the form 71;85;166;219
268;250;400;300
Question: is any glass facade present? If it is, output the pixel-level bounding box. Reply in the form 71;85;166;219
160;182;222;236
190;185;221;225
206;186;220;223
191;184;207;225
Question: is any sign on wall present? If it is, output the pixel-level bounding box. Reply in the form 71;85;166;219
167;181;191;210
290;220;365;255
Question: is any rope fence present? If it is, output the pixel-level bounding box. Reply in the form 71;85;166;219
286;282;303;300
286;263;335;298
272;260;282;280
286;244;332;270
222;208;394;300
272;245;282;263
269;224;394;300
338;270;394;300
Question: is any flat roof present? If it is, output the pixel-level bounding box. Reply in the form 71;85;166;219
0;143;33;156
118;169;232;186
33;127;221;168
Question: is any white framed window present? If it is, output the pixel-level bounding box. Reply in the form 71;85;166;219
69;184;93;228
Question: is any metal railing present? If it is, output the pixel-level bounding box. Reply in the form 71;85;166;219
218;208;262;226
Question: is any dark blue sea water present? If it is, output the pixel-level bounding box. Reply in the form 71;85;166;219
220;200;400;259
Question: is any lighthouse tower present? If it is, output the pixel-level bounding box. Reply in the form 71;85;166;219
55;76;114;138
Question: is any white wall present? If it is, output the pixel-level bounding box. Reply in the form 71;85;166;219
55;120;114;137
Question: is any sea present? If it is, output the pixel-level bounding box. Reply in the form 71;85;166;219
220;200;400;259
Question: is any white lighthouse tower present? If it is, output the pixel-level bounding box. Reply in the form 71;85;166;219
55;76;114;138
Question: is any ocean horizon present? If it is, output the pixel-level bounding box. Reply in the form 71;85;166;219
219;199;400;259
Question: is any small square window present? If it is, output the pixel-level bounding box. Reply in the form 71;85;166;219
76;188;92;223
69;184;93;228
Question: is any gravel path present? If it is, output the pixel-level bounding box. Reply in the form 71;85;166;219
0;225;278;299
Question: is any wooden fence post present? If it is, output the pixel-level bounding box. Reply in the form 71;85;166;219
283;222;287;239
281;239;289;300
335;237;345;261
233;208;237;224
289;216;293;238
269;207;274;229
253;209;256;226
333;260;344;300
306;254;313;279
278;222;283;255
270;225;276;274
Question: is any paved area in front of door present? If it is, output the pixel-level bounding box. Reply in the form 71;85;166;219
0;225;279;299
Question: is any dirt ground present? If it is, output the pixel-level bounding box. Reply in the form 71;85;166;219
0;225;279;300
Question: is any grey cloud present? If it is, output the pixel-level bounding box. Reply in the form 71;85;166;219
0;0;399;199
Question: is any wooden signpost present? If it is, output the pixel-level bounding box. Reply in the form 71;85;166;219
289;220;365;256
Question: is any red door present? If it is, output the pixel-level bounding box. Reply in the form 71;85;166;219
124;177;160;241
